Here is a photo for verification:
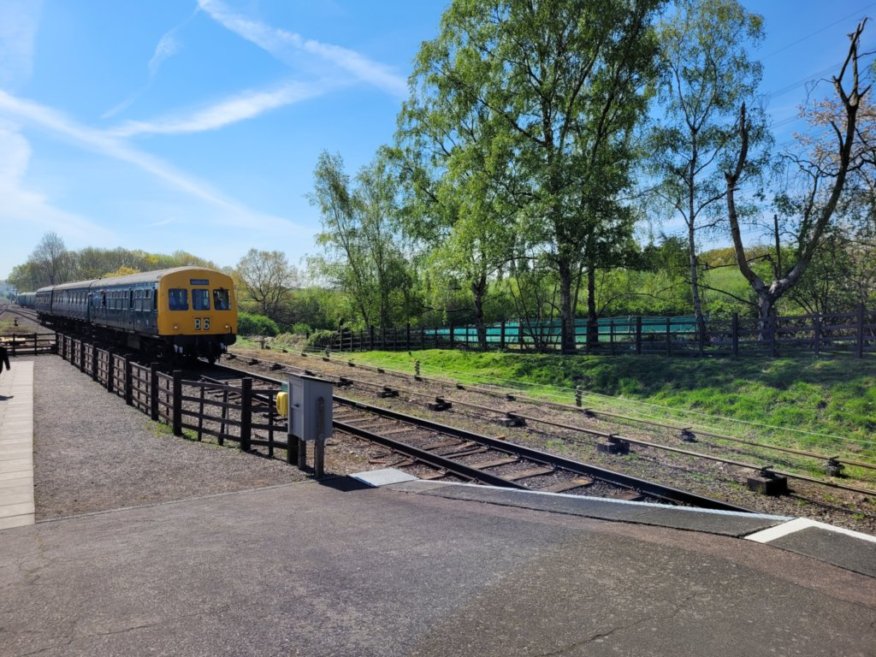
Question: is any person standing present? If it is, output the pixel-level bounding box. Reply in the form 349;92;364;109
0;343;10;375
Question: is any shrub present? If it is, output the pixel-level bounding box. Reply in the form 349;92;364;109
238;312;279;337
291;322;312;335
306;329;336;348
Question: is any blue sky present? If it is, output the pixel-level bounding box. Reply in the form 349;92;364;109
0;0;873;281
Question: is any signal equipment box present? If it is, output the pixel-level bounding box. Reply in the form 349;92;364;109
286;373;333;442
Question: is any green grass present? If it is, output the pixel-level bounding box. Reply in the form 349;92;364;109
337;349;876;463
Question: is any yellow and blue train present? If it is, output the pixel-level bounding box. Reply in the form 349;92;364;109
33;267;237;362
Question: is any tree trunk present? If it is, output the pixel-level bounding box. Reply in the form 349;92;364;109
558;259;576;354
586;265;598;352
471;274;488;351
688;233;708;346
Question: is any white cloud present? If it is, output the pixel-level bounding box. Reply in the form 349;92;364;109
110;79;333;137
149;32;182;79
102;9;197;119
198;0;408;98
0;0;42;87
0;126;116;242
0;90;308;234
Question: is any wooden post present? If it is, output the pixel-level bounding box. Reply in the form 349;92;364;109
106;352;115;393
731;313;739;358
124;358;133;406
297;438;307;469
172;370;182;436
635;316;642;355
219;388;228;446
267;400;275;458
240;378;252;451
369;325;375;350
856;303;865;358
665;317;671;355
813;312;821;356
197;386;205;441
449;323;455;350
609;319;615;355
91;347;99;382
406;323;411;351
500;320;506;350
79;340;86;373
150;364;160;421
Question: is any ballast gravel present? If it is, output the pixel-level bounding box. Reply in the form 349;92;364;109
32;354;307;520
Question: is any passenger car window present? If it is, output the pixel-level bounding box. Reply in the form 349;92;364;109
169;289;189;310
213;289;230;310
192;289;210;310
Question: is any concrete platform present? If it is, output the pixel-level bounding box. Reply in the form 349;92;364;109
1;479;874;657
0;359;34;529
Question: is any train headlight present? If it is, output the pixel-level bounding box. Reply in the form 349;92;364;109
173;324;179;330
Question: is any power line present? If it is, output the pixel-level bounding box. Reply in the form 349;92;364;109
759;2;876;61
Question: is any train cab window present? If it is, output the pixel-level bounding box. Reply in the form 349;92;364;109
169;289;189;310
213;289;230;310
192;289;210;310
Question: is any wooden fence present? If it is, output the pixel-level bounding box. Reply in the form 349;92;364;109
325;304;876;358
0;332;56;356
56;334;293;459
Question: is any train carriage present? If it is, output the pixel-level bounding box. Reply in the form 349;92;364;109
35;267;237;362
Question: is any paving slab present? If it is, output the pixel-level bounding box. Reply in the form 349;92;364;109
0;360;34;528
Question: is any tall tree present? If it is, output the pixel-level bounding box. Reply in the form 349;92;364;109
396;64;519;348
407;0;662;353
236;249;298;319
311;151;414;329
650;0;766;341
726;21;870;337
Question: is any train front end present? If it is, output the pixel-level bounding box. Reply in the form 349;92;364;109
155;268;238;362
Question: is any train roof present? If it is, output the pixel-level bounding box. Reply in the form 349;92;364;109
35;267;232;293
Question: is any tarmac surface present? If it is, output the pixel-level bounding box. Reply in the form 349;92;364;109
1;354;875;656
2;478;875;657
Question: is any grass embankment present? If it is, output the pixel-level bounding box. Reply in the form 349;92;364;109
333;349;875;464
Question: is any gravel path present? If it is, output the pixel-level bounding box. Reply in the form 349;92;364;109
33;354;307;520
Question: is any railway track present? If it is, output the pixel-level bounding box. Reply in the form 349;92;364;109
217;350;876;531
205;361;748;511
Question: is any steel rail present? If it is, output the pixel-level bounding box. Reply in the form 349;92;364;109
327;357;875;473
333;395;750;512
333;419;526;489
214;359;876;497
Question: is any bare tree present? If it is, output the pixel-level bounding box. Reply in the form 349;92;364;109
725;21;869;337
31;232;72;286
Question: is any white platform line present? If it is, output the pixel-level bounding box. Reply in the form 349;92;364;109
745;517;876;544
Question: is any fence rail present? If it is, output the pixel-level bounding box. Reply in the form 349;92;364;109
0;332;56;356
325;305;875;358
56;333;291;457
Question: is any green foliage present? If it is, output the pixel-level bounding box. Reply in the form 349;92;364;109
310;151;419;329
7;236;220;291
235;249;297;320
237;312;279;337
306;329;336;348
